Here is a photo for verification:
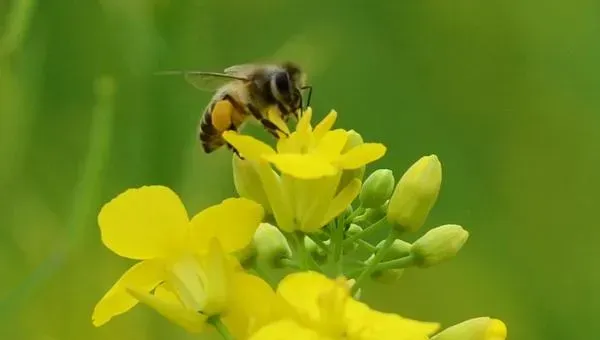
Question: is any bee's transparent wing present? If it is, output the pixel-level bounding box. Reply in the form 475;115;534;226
224;64;263;77
154;71;249;92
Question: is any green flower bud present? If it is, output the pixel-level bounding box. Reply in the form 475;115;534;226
387;155;442;232
232;156;272;214
337;130;366;193
411;224;469;267
304;236;328;263
343;224;363;253
359;169;395;209
432;317;507;340
365;239;412;284
253;223;292;268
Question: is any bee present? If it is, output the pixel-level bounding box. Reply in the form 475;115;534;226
157;62;312;156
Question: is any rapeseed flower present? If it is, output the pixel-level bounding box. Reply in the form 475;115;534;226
92;185;274;337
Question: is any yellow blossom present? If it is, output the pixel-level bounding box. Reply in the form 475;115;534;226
223;108;386;179
431;317;507;340
249;271;440;340
92;185;275;337
224;109;386;232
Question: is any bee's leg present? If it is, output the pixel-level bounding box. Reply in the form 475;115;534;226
246;103;289;138
225;123;244;159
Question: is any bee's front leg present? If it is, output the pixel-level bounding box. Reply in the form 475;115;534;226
246;103;289;139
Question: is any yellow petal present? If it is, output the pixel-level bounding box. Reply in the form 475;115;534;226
296;107;313;133
276;271;338;322
313;110;338;141
314;129;348;161
190;240;235;315
319;179;361;227
337;143;387;170
255;162;295;232
222;131;277;160
249;320;327;340
127;286;208;333
98;186;189;260
92;260;164;327
267;107;291;135
190;198;264;253
223;272;278;339
265;154;338;179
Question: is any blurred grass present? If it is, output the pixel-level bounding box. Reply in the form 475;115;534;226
1;0;600;339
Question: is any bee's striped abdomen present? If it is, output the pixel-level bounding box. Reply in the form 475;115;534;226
198;101;225;153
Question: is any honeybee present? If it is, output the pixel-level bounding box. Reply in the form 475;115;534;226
157;62;312;156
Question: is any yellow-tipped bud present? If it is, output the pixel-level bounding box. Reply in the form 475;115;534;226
387;155;442;232
337;130;366;193
411;224;469;267
432;317;507;340
232;156;272;213
366;239;412;284
252;223;292;268
359;169;395;209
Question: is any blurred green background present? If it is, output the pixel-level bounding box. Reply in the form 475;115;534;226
1;0;599;339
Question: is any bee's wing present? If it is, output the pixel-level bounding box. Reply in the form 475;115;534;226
224;64;268;77
155;71;249;92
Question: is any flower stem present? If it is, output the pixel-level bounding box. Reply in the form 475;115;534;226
279;258;301;269
345;205;364;224
342;216;389;248
331;217;346;275
291;232;321;271
208;315;235;340
350;230;398;295
372;255;415;272
355;239;376;252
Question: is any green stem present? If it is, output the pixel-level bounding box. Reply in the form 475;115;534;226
355;239;376;252
342;216;389;248
346;255;414;277
350;230;398;295
208;315;235;340
291;232;321;271
372;255;415;272
330;217;346;276
344;205;364;224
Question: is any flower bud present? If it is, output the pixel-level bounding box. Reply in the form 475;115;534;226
432;317;507;340
304;236;328;263
343;224;363;253
232;156;272;213
411;224;469;267
366;239;412;284
337;130;366;193
387;155;442;232
359;169;395;209
253;223;292;268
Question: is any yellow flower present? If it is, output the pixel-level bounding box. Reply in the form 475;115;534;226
223;108;386;179
224;109;386;232
431;317;507;340
249;271;440;340
92;185;274;337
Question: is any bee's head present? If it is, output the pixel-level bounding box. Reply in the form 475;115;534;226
271;62;306;117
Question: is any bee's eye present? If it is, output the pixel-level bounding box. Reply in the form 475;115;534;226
274;73;290;94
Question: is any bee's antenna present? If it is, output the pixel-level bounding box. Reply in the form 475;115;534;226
301;85;313;110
